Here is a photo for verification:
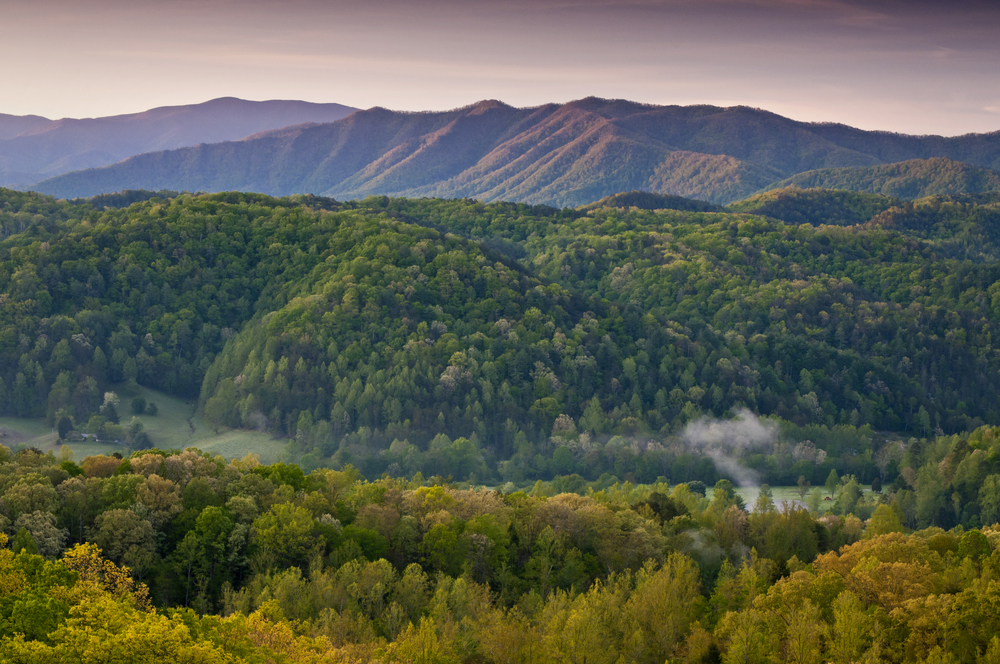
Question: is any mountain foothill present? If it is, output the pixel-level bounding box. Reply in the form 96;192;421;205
0;178;998;486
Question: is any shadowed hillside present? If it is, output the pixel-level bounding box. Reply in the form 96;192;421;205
726;187;901;225
0;98;358;187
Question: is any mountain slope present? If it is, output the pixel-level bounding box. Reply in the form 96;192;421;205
0;98;358;187
762;158;1000;199
6;187;1000;467
726;187;902;226
33;99;1000;205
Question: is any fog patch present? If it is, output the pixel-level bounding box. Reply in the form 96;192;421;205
682;408;778;488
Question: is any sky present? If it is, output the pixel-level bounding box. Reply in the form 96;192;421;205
1;0;998;136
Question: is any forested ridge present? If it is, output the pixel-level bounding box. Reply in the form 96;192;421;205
764;158;1000;200
3;187;1000;487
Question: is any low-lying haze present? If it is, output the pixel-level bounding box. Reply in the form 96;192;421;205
683;409;779;488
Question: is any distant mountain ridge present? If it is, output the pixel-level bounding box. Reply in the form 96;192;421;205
0;113;51;140
0;98;358;187
31;98;1000;205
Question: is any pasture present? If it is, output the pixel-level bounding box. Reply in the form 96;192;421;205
3;385;290;465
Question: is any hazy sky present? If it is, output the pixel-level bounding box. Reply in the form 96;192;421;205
2;0;998;136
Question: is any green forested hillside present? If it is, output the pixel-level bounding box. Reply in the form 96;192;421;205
725;187;901;226
581;190;721;212
764;157;1000;200
2;187;1000;486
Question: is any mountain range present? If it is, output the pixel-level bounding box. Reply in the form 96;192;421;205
0;98;357;188
10;97;1000;206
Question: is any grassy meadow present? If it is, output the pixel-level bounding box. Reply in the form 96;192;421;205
2;385;289;465
727;485;876;513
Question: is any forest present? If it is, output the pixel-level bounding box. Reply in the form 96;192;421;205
1;186;1000;485
4;432;1000;662
2;185;1000;660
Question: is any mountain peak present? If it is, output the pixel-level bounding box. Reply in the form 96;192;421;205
28;99;1000;206
467;99;512;114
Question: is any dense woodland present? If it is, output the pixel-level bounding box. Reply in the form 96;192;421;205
3;185;1000;660
4;433;1000;662
766;158;1000;201
2;187;1000;487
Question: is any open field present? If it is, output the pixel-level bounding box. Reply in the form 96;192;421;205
719;485;876;513
2;385;290;464
186;430;289;465
125;385;213;449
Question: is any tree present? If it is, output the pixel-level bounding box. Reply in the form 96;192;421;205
3;480;59;519
717;608;772;664
712;479;743;510
865;504;903;538
627;555;704;661
173;531;202;607
826;469;840;497
958;530;991;577
479;608;540;664
796;475;811;502
915;463;947;527
543;588;619;664
420;523;463;577
807;488;823;514
387;616;458;664
834;478;862;516
252;503;316;568
916;406;932;438
783;600;824;664
134;474;182;530
91;509;156;566
980;474;1000;526
11;527;39;555
828;591;868;664
1;589;230;662
57;416;73;440
13;510;67;558
194;506;234;592
57;476;102;544
102;403;120;424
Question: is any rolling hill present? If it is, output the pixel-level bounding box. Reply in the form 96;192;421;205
32;98;1000;205
726;187;902;226
762;157;1000;199
0;97;358;187
4;185;1000;470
